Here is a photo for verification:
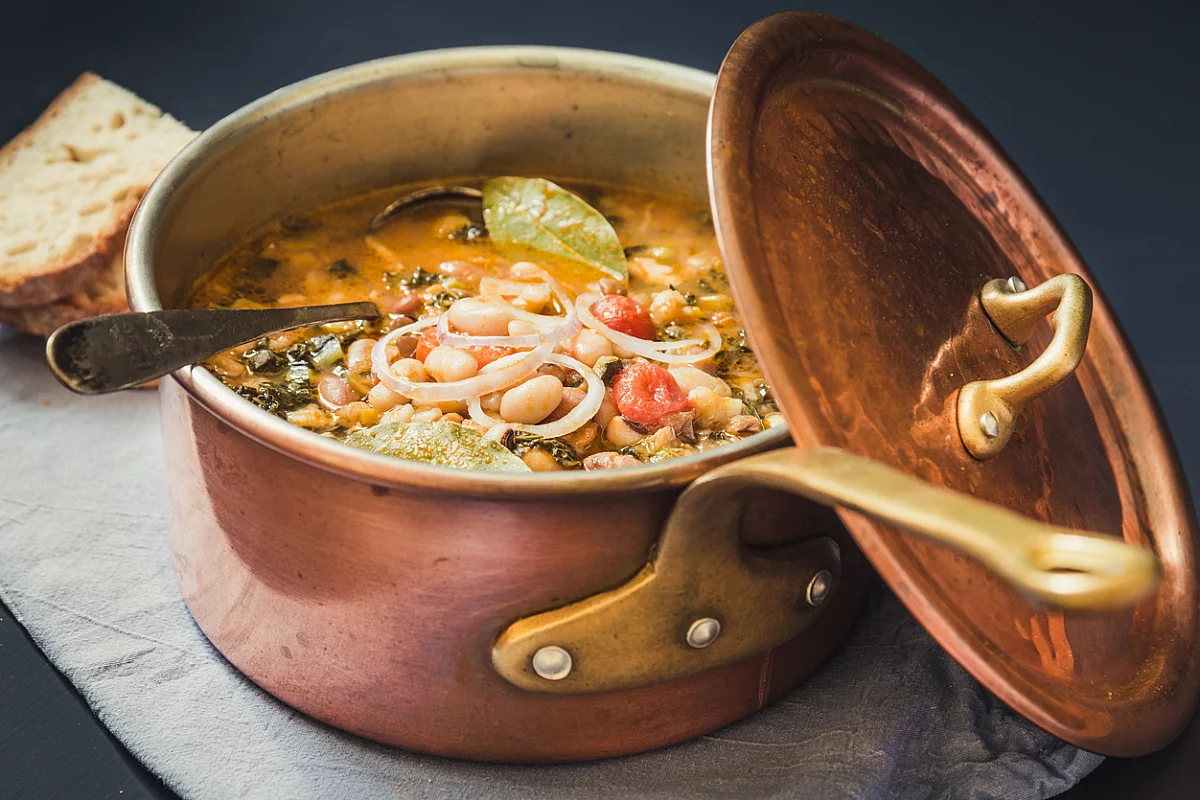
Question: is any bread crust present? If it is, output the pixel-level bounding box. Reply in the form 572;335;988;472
0;73;146;308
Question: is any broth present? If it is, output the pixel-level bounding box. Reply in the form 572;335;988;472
185;180;781;472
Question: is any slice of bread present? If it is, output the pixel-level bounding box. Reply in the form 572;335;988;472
0;247;127;336
0;73;194;309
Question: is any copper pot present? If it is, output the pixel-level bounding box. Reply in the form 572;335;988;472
124;27;1191;763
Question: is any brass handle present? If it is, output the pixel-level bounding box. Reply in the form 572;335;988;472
959;274;1093;459
492;446;1157;694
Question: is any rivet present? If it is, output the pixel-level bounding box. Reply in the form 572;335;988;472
686;617;721;649
980;411;1000;439
1006;276;1028;294
531;645;572;680
807;570;833;606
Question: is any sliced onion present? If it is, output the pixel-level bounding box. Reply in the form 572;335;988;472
437;273;580;349
575;293;723;364
468;353;605;439
435;302;580;349
372;317;552;403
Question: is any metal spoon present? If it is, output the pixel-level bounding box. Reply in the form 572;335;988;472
366;185;482;233
46;302;379;394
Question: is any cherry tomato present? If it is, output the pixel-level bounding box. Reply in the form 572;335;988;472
612;363;691;425
414;327;441;361
590;294;656;340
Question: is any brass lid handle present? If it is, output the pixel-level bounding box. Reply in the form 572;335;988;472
959;274;1093;459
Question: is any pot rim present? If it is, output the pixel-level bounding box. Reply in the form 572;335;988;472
126;45;789;499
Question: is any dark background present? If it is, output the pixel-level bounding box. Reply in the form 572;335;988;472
1;1;1197;798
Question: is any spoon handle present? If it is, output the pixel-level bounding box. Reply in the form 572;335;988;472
46;302;380;394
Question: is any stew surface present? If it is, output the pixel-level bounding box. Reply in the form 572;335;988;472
186;179;781;473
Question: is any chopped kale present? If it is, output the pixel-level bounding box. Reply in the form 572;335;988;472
385;266;442;291
236;380;314;416
430;288;468;310
508;432;583;469
242;339;286;375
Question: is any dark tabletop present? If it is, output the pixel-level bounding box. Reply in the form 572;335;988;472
2;0;1198;797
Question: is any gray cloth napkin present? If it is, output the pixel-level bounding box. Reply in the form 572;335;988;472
0;328;1101;800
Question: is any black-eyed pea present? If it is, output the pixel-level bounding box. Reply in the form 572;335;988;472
764;413;787;429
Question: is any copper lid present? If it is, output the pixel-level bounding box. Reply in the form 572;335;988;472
709;11;1199;756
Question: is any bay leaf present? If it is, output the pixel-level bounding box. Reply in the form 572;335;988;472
482;177;628;281
344;421;530;473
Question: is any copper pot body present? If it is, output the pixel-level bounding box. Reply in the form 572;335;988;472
128;48;863;762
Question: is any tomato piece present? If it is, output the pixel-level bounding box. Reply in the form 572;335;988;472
414;327;441;361
467;346;516;368
590;294;656;340
612;363;691;425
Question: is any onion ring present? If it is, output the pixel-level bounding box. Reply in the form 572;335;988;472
575;293;723;364
372;317;552;403
468;353;605;439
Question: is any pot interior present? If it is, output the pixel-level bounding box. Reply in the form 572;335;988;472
132;48;716;312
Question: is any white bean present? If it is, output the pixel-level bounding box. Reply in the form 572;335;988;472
594;390;619;429
572;329;613;367
412;407;443;423
689;387;742;429
318;374;357;408
668;365;731;397
448;298;513;336
389;357;426;383
508;319;539;336
480;391;503;412
605;416;644;447
521;449;563;472
346;338;377;373
367;382;405;412
424;346;478;383
500;375;564;425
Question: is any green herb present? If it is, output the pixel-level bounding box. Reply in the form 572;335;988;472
430;289;468;310
508;432;583;469
482;176;628;282
235;380;314;416
327;259;357;278
662;323;686;341
242;339;286;375
385;266;441;291
345;421;530;473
